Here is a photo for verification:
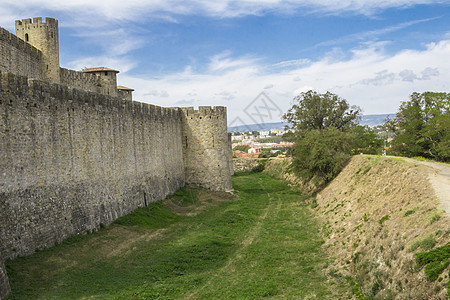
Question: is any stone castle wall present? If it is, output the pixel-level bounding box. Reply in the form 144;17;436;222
0;18;232;299
181;106;233;191
1;22;122;101
60;67;102;94
0;73;185;262
0;260;10;300
0;27;42;78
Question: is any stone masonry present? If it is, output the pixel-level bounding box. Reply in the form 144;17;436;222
0;17;232;299
181;107;233;191
0;260;9;300
1;17;131;101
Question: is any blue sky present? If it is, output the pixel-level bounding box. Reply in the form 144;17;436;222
1;1;450;125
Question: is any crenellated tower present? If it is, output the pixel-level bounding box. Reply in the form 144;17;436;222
15;17;60;83
181;106;233;191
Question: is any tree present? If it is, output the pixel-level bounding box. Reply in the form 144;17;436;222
283;90;361;137
386;92;449;161
292;127;352;182
283;91;362;182
233;145;250;153
350;126;384;155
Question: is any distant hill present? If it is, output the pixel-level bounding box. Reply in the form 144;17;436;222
360;114;394;127
228;122;288;132
228;114;394;132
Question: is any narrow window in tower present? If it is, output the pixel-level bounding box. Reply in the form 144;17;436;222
185;136;188;148
51;32;54;38
25;33;29;41
105;72;108;76
212;136;215;148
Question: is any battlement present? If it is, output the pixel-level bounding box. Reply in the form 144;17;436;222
0;72;178;121
2;17;136;99
181;106;227;118
15;17;58;27
60;67;101;94
0;27;42;58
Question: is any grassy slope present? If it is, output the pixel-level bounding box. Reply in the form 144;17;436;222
316;155;450;300
266;156;450;299
6;173;345;299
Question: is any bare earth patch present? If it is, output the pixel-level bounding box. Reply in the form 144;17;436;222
403;158;450;217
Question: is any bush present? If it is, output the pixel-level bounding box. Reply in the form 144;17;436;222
378;215;390;225
404;209;415;217
251;159;269;173
233;145;250;152
416;243;450;282
386;92;450;162
291;127;352;182
411;235;436;252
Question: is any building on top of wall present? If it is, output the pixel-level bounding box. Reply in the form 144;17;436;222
117;86;135;101
2;17;133;101
82;67;120;98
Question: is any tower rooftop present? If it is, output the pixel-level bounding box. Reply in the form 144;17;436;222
82;67;119;73
117;86;134;91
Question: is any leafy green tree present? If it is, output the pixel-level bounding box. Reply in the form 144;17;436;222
255;135;283;143
233;145;250;152
258;148;282;158
292;127;352;182
386;92;449;161
351;126;384;155
283;90;361;137
283;91;361;182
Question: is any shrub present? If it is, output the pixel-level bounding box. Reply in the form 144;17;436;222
411;235;436;252
251;159;268;173
291;127;352;182
430;211;442;224
416;243;450;282
404;209;415;217
378;215;390;225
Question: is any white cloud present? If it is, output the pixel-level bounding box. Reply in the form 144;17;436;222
208;51;261;73
117;38;450;125
66;56;137;73
2;0;449;27
421;67;440;79
315;17;441;48
359;70;397;86
399;69;418;82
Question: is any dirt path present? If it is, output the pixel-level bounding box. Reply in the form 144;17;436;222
404;158;450;217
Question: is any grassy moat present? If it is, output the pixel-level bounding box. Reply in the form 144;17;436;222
6;173;346;299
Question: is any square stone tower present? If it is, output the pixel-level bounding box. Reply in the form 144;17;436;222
15;17;60;83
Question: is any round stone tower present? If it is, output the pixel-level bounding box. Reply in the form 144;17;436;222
15;17;60;83
181;106;233;191
82;67;120;97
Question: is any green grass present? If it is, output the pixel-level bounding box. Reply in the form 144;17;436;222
113;201;180;228
416;243;450;281
6;173;343;299
411;235;437;252
378;214;390;225
404;209;416;217
170;185;199;205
